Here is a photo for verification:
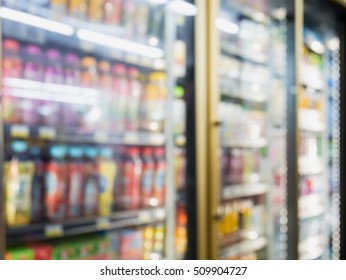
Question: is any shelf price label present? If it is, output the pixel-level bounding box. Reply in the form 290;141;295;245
45;224;64;238
96;217;111;230
10;125;30;138
39;127;57;140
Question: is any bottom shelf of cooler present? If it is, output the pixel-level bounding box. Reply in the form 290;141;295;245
6;207;166;246
219;236;268;259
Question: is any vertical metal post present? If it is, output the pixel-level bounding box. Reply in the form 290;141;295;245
164;3;177;260
286;0;302;260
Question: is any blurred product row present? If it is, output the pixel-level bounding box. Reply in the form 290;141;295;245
1;0;346;261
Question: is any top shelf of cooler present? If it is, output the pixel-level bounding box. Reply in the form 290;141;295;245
1;1;166;71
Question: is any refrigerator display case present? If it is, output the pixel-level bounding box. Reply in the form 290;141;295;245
0;0;195;260
294;0;341;260
203;0;289;260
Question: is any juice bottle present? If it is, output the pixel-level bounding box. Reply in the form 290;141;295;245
63;53;82;128
51;0;68;18
121;147;142;210
125;67;141;131
2;39;23;124
30;146;45;223
103;0;122;26
111;64;127;132
5;141;35;227
140;147;155;208
98;147;117;217
83;147;99;217
66;147;84;219
42;49;63;126
69;0;88;20
88;0;104;22
98;61;112;130
122;0;136;38
153;147;166;206
175;204;187;257
45;146;67;222
134;0;149;38
81;57;99;131
22;44;44;125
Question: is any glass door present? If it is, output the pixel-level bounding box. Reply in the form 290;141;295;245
207;0;289;260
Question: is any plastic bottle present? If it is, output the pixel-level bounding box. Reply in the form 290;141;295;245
51;0;68;18
103;0;122;26
45;146;67;222
81;57;99;131
122;0;136;38
2;39;23;124
66;147;84;219
140;147;155;208
22;44;44;125
83;147;99;217
134;0;149;39
5;141;35;227
30;146;45;223
98;147;117;217
98;61;112;130
111;64;127;132
69;0;88;20
42;49;63;126
153;147;166;206
63;53;82;128
175;204;187;257
121;147;142;210
126;67;141;131
113;147;124;211
88;0;104;22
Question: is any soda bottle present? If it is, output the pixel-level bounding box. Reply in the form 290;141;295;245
125;67;141;131
62;53;82;128
2;39;23;124
88;0;104;23
140;147;155;208
66;147;85;219
111;64;127;132
103;0;122;26
22;44;44;125
121;147;142;210
42;49;63;126
153;147;166;206
69;0;88;20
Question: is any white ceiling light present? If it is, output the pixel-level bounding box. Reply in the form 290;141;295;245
216;17;239;34
168;0;197;16
77;29;164;59
0;7;74;36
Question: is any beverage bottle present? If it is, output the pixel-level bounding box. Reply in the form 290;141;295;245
125;67;141;131
134;0;149;39
5;141;35;227
51;0;68;18
88;0;104;23
2;39;23;124
153;147;166;206
113;147;124;211
45;146;67;222
111;64;127;132
175;148;186;190
66;147;84;219
103;0;122;26
175;204;187;257
121;147;142;210
139;73;154;131
98;147;117;217
63;53;82;128
80;57;99;131
30;146;45;223
22;44;44;125
152;72;167;132
122;0;135;38
147;3;165;42
140;147;155;208
98;61;112;131
42;49;63;126
83;147;100;217
69;0;88;20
